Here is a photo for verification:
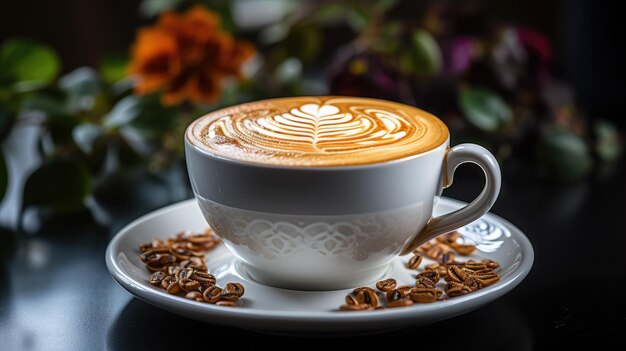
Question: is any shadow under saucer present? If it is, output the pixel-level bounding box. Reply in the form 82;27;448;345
106;297;533;347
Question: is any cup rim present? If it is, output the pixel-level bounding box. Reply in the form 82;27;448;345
184;96;450;171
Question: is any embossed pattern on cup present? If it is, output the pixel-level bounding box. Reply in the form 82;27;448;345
196;197;427;290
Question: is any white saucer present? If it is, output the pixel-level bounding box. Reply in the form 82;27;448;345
105;198;533;335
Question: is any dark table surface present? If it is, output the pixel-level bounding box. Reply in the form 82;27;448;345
1;158;625;350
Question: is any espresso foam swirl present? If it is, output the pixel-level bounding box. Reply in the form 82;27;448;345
187;97;448;166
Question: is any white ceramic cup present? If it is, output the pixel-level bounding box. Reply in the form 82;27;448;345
185;110;501;290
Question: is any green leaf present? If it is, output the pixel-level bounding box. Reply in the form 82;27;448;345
459;87;513;131
536;128;592;181
99;53;129;84
203;0;238;34
104;94;177;137
72;123;105;154
0;151;7;201
410;29;442;76
139;0;182;17
259;23;289;45
74;123;108;174
347;7;370;32
20;94;80;147
20;94;69;119
315;3;351;22
127;94;177;136
594;120;622;161
376;0;398;10
118;135;144;168
22;158;91;214
0;104;15;142
59;67;105;113
275;58;302;83
103;96;140;128
0;39;60;91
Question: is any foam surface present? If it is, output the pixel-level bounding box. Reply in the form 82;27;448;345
187;96;448;166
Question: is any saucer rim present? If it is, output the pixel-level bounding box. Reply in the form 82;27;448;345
105;197;534;323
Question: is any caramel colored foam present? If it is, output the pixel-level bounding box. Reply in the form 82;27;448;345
187;96;449;167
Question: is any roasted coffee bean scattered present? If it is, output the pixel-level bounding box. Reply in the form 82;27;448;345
387;299;414;308
202;285;223;303
338;231;501;311
410;288;439;303
138;229;245;307
185;291;204;301
415;277;437;289
407;254;423;269
415;271;440;284
387;289;403;302
356;289;379;308
345;295;359;305
450;243;476;256
444;281;473;297
376;278;397;292
446;266;472;284
161;275;177;289
471;270;500;288
149;271;166;285
352;286;375;295
179;278;201;292
224;282;245;297
440;252;456;264
425;263;449;277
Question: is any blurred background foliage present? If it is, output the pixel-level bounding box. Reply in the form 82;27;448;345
0;0;622;230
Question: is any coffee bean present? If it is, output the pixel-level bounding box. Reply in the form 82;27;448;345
166;282;181;294
185;291;204;301
376;278;397;292
177;268;195;281
410;288;438;303
352;286;375;295
203;286;222;303
138;229;248;307
446;266;471;283
224;282;245;297
387;299;414;308
407;254;423;269
345;295;359;305
415;277;437;289
471;270;500;288
161;275;177;289
356;289;379;308
149;271;166;286
220;291;240;302
415;271;440;284
178;278;201;292
445;281;472;297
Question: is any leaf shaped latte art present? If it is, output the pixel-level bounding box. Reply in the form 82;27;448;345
191;97;449;166
213;103;418;154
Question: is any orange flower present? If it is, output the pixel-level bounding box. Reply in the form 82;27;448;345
129;6;255;106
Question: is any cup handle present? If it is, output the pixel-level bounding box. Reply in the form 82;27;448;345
400;144;501;256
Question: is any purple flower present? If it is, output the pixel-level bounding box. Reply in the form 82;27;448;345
444;36;476;75
514;27;553;82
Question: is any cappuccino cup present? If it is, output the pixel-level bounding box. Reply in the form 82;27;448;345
185;96;500;290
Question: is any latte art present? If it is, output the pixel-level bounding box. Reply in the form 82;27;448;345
187;97;448;166
214;103;414;152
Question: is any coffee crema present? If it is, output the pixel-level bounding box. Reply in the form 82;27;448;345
187;96;448;166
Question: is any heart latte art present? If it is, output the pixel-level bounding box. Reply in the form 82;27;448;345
187;97;448;166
